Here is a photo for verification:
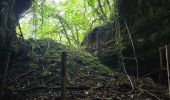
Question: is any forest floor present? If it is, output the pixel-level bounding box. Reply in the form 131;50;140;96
1;39;169;100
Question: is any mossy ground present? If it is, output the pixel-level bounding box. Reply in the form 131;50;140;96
28;39;112;74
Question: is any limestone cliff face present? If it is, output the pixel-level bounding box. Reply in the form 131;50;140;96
83;0;170;77
118;0;170;75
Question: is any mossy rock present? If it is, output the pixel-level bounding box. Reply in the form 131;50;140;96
28;39;112;75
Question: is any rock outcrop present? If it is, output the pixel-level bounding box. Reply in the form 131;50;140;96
82;0;170;80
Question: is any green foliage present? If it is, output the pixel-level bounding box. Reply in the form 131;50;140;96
19;0;115;47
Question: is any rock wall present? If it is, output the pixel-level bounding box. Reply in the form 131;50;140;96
82;0;170;79
81;25;118;67
0;0;32;87
118;0;170;75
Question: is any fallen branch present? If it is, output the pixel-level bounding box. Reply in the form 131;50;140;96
141;68;167;78
15;69;37;80
15;85;90;91
121;56;134;90
123;17;139;79
136;87;161;100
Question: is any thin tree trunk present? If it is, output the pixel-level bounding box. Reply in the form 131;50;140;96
58;18;71;45
159;47;163;84
165;45;170;96
97;0;106;19
75;25;80;46
106;0;112;11
17;22;24;39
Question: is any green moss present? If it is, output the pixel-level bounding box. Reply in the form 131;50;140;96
42;69;51;76
65;47;111;73
29;64;38;69
28;39;111;74
41;67;53;76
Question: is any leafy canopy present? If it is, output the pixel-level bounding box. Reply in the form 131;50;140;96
18;0;115;47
